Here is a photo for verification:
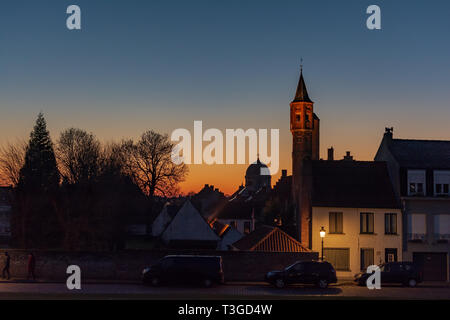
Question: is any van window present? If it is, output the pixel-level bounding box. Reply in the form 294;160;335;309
161;257;175;269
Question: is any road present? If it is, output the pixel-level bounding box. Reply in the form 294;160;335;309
0;282;449;299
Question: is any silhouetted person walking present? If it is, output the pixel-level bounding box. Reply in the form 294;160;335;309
2;252;10;280
27;253;36;280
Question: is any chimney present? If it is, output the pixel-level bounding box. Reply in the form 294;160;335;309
344;151;353;161
327;147;334;161
281;169;287;178
384;127;394;143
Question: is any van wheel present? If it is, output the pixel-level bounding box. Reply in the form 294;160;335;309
202;279;213;288
275;279;285;288
317;279;329;289
408;279;417;288
150;277;160;287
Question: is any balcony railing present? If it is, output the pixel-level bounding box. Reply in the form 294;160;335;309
407;233;426;241
434;233;450;243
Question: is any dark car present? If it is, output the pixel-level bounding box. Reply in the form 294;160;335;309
354;262;423;287
142;255;224;287
265;260;337;289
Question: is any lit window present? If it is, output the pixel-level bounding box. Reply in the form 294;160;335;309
244;221;251;234
360;213;374;234
329;212;343;234
385;213;397;234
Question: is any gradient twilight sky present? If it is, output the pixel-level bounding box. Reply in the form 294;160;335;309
1;0;450;194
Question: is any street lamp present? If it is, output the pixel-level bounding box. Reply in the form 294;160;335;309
320;226;326;261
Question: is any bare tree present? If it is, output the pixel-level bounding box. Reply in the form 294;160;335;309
56;128;101;185
0;140;26;186
121;130;188;234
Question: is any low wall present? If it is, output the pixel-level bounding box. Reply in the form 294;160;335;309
0;249;318;282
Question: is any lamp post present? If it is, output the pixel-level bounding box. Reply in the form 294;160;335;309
320;226;326;261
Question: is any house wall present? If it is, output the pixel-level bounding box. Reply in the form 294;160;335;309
402;198;450;281
312;207;402;280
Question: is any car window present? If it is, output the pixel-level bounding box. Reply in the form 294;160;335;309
390;264;402;272
301;262;315;273
294;263;305;272
161;257;175;269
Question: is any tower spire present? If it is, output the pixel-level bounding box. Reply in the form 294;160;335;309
293;64;312;103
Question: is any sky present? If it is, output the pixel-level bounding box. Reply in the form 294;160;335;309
0;0;449;194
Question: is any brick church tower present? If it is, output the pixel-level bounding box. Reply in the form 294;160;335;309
290;68;319;248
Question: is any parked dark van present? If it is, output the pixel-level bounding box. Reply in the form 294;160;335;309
354;262;423;287
265;260;337;289
142;255;224;287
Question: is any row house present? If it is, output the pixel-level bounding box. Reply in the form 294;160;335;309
375;128;450;281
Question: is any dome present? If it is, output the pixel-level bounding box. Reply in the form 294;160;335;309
246;158;270;177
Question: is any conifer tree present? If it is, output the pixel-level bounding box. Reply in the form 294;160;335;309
12;113;61;248
18;112;59;191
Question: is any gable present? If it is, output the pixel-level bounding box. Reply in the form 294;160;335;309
162;200;220;242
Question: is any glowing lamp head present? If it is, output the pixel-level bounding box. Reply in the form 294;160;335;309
320;226;326;238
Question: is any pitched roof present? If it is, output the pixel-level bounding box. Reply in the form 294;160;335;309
387;139;450;169
292;70;313;103
161;200;220;242
311;160;400;208
232;225;310;252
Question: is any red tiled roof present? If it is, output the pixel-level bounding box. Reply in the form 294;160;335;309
232;225;310;252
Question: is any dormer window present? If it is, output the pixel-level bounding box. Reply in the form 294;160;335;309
408;170;426;196
434;170;450;196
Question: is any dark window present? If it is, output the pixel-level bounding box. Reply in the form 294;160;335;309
324;248;350;271
360;213;374;234
385;213;397;234
410;183;424;195
329;212;343;234
293;263;304;272
360;248;374;271
417;183;423;193
296;114;301;122
161;257;175;269
436;183;450;195
230;221;237;229
244;221;251;234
